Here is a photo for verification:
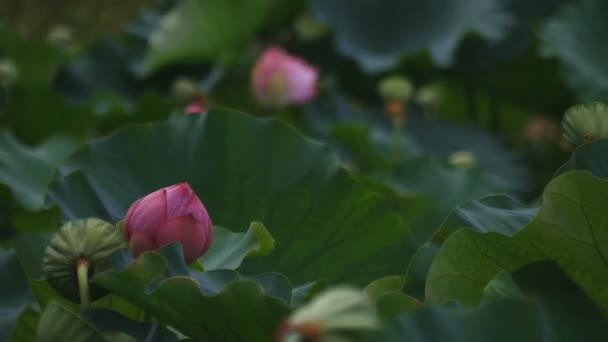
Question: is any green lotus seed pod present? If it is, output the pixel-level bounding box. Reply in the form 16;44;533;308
46;24;73;48
42;218;126;302
448;150;476;169
561;102;608;146
378;76;413;101
275;287;379;341
172;77;199;102
294;13;328;41
415;84;440;108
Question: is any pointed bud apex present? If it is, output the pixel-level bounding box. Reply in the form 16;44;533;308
42;218;126;302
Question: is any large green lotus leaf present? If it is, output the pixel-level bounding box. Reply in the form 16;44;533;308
540;0;608;101
37;301;113;342
309;0;512;72
0;130;79;211
377;262;608;341
82;309;178;342
377;296;604;342
509;261;608;341
49;110;418;285
9;306;39;342
375;300;548;342
403;196;537;300
0;249;35;341
426;171;608;312
93;249;289;341
145;0;272;72
481;270;523;303
375;292;423;322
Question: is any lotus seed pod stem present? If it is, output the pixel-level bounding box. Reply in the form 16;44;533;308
76;259;90;306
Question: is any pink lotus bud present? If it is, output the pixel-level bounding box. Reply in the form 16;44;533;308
123;182;213;263
185;95;207;115
251;46;319;108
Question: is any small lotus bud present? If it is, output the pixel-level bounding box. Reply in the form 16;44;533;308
123;182;213;263
46;24;73;48
448;150;476;169
251;47;319;108
415;84;441;111
378;76;413;101
0;59;18;85
294;13;328;41
561;102;608;146
275;287;379;341
172;77;199;102
42;218;126;303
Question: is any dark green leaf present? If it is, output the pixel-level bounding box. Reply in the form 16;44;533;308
82;309;178;342
364;275;404;300
0;130;78;210
540;0;608;100
556;139;608;179
9;306;39;342
201;222;274;270
14;233;53;278
146;0;273;71
404;195;537;300
93;251;289;341
310;0;512;72
374;300;548;342
0;249;35;341
426;171;608;313
481;270;523;303
375;293;423;321
36;301;105;342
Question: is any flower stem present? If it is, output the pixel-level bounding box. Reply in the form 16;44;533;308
386;100;406;164
391;116;404;163
76;259;90;307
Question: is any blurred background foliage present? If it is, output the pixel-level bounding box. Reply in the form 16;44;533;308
0;0;598;243
1;0;608;339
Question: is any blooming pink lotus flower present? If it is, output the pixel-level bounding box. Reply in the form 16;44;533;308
251;46;319;108
184;95;206;115
123;182;213;263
